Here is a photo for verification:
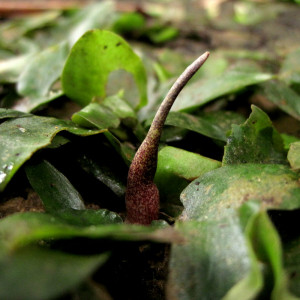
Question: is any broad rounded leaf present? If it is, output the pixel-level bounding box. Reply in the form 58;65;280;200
181;164;300;222
62;29;147;108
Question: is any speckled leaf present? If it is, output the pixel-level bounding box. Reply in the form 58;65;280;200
223;105;286;165
172;68;273;112
16;42;69;112
181;164;300;222
261;80;300;120
0;246;109;300
287;141;300;170
0;115;104;191
167;215;251;300
155;146;221;216
26;160;85;213
62;30;147;108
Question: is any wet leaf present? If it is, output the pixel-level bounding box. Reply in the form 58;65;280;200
0;115;104;191
0;246;109;300
17;42;69;112
172;68;273;112
62;29;147;109
181;164;300;222
287;141;300;170
223;105;287;165
261;80;300;120
26;160;85;213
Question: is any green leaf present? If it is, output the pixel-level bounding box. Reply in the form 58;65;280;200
282;134;300;151
284;237;300;297
155;146;221;215
0;108;29;120
17;42;69;112
223;207;264;300
72;102;120;129
62;29;147;109
0;11;61;42
167;215;252;300
0;212;178;251
280;48;300;86
53;209;123;226
223;105;286;165
162;111;245;142
0;246;109;300
181;164;300;222
0;115;105;191
246;212;298;300
77;153;126;198
172;68;273;112
287;141;300;170
26;160;85;213
261;80;300;120
112;12;146;34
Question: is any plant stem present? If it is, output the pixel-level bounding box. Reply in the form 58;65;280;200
126;52;210;225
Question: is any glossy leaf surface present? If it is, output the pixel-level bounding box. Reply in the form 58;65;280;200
17;42;69;112
0;114;104;191
26;160;85;213
62;29;147;108
172;68;272;112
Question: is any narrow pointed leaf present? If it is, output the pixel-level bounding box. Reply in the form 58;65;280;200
26;160;85;213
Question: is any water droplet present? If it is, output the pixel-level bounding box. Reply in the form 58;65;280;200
0;171;6;183
18;127;26;133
